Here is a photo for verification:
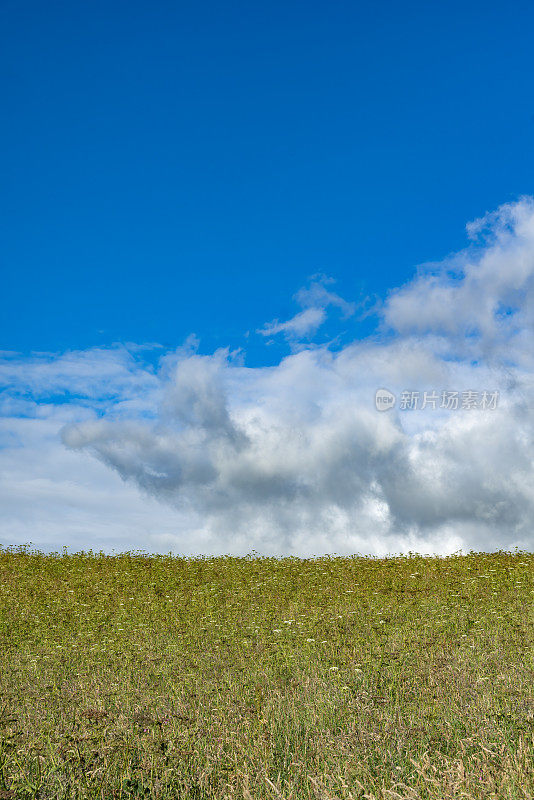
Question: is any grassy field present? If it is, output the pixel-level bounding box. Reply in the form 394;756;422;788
0;546;532;800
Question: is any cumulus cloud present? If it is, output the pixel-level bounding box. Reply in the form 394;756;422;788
2;199;534;556
383;196;534;369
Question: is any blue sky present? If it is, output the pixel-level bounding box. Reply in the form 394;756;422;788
2;1;534;557
2;0;534;364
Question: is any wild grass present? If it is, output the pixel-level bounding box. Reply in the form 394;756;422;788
0;545;532;799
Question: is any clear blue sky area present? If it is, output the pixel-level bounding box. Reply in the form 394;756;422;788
2;0;534;365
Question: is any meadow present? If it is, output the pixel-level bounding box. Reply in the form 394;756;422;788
0;545;532;800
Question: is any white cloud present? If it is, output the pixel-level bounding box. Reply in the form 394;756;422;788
258;306;327;339
2;199;534;556
0;344;160;407
257;275;356;344
383;196;534;369
294;275;356;318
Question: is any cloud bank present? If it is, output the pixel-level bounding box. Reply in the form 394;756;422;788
2;198;534;556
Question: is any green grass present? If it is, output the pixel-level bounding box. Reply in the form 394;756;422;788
0;545;533;799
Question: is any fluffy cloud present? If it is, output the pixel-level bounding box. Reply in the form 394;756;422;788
383;197;534;368
2;199;534;556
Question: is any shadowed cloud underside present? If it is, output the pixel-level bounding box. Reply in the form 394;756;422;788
2;199;534;555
